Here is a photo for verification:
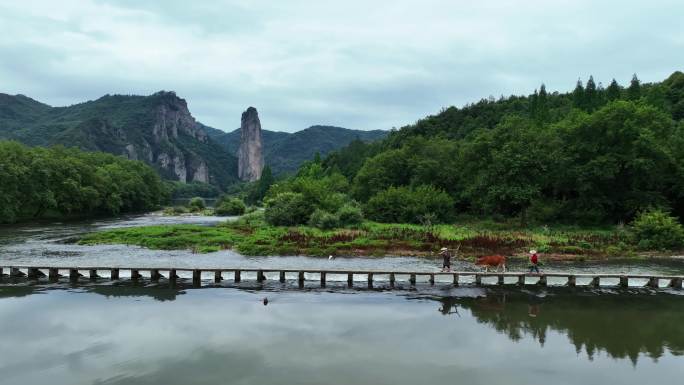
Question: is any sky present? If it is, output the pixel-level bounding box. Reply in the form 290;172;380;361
1;0;683;133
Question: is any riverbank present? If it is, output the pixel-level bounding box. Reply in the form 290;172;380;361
76;213;678;260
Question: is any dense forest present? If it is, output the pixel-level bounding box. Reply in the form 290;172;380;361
0;141;168;223
265;71;684;226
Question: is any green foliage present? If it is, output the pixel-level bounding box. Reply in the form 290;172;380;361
245;165;274;204
631;209;684;250
169;181;220;199
188;197;206;211
81;218;638;257
312;72;684;226
308;209;340;230
163;206;188;215
0;92;240;189
365;185;454;224
214;198;246;216
337;203;364;227
264;192;315;226
0;141;168;223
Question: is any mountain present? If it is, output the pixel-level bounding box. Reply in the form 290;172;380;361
205;125;387;175
0;91;238;188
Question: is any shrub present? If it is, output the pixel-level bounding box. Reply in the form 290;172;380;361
215;198;246;216
309;209;340;230
337;203;364;227
163;206;188;215
364;185;454;224
188;197;206;212
631;209;684;250
264;192;315;226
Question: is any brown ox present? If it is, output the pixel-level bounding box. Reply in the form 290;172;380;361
475;255;507;272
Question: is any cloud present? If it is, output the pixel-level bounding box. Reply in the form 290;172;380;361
0;0;683;132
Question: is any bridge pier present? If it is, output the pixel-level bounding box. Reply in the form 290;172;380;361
368;273;374;286
475;274;482;286
280;271;286;283
409;274;416;285
298;272;305;285
10;267;26;278
69;269;81;282
589;276;600;288
647;277;659;289
320;272;326;287
234;270;241;283
567;275;576;287
192;270;201;286
347;273;354;287
670;278;682;289
151;269;162;282
538;275;547;286
131;269;141;281
168;269;177;283
497;274;504;285
517;275;525;286
27;267;45;279
389;273;396;287
256;270;265;283
619;276;628;288
89;269;100;280
453;274;459;286
111;269;120;280
49;268;60;281
213;270;222;283
429;274;435;285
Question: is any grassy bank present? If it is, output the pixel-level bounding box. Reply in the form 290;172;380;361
78;213;651;260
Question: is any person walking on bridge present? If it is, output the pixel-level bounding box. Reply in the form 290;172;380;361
528;250;541;274
439;247;452;272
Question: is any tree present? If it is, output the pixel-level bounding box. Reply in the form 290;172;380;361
536;84;549;123
628;74;641;100
606;78;621;101
553;101;675;222
572;79;585;109
247;165;274;204
585;76;598;111
458;116;553;223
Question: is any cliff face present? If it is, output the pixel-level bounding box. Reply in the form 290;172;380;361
0;91;239;188
237;107;264;181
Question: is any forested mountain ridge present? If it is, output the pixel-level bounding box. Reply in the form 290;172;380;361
204;124;387;175
0;91;239;188
275;71;684;226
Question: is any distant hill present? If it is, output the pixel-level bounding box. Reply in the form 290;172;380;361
0;91;239;188
0;91;387;185
205;125;387;175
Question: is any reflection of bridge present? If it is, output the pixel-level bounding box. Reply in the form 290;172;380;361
2;265;683;289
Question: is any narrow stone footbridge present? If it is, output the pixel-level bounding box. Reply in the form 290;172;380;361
1;265;683;289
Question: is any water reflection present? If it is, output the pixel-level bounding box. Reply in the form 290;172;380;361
2;282;683;370
433;291;684;364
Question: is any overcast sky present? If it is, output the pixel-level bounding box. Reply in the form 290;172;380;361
1;0;683;132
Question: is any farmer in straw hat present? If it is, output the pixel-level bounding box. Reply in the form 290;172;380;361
439;247;452;272
528;249;541;274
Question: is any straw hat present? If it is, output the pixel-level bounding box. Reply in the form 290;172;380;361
529;249;537;254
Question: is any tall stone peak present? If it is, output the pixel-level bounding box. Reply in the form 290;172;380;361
238;106;264;181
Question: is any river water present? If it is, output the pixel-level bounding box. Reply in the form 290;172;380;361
1;214;683;384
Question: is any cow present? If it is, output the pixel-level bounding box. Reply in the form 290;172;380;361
475;255;507;272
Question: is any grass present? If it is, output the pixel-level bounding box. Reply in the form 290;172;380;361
78;212;643;259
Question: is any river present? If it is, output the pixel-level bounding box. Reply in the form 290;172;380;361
1;213;683;384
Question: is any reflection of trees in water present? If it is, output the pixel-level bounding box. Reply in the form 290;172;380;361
437;293;684;364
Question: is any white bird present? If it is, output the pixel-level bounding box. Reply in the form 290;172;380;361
328;255;334;260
